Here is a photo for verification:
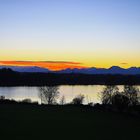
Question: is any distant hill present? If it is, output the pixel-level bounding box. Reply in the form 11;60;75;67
0;66;50;73
55;66;140;75
0;67;140;85
0;65;140;75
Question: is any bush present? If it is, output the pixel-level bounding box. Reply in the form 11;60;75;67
72;94;85;105
22;98;32;103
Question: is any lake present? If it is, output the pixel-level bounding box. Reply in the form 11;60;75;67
0;85;140;104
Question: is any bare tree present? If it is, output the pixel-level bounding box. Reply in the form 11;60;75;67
39;86;60;105
60;95;66;105
123;85;140;106
101;85;119;105
72;94;85;105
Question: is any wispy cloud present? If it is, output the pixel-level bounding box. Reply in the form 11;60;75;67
0;61;87;71
120;63;128;65
13;61;82;65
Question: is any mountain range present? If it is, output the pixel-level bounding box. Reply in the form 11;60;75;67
0;66;50;73
0;65;140;75
55;66;140;75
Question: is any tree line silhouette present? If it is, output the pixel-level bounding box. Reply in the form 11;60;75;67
0;68;140;86
36;85;140;115
100;85;140;110
0;84;140;117
1;85;139;111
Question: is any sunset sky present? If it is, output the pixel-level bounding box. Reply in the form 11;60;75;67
0;0;140;70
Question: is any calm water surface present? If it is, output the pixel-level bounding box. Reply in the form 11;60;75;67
0;85;139;104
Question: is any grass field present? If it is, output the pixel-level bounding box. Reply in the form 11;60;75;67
0;104;139;140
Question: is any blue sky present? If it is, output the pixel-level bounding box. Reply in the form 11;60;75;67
0;0;140;68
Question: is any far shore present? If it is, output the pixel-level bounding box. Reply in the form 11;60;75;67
0;71;140;86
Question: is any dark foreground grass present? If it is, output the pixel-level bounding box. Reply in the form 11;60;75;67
0;104;139;140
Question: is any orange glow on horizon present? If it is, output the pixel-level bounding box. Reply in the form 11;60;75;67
0;61;87;71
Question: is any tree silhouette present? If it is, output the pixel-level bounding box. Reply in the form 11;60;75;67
101;85;119;105
111;93;130;110
60;95;66;105
100;85;140;109
39;86;60;105
123;85;139;106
